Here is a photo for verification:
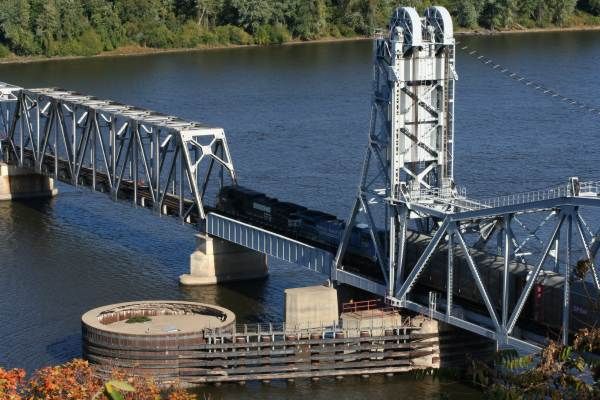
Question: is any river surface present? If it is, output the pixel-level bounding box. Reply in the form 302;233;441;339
0;31;599;399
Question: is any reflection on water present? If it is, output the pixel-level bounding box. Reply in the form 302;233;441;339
0;31;599;398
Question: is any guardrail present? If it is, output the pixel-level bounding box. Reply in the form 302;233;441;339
203;317;417;343
410;179;600;213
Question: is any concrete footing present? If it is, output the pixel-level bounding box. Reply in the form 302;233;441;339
284;285;339;329
179;233;268;285
0;163;57;200
410;315;441;368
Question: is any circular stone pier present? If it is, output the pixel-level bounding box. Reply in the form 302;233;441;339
82;301;235;383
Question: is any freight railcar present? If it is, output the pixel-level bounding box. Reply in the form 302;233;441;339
403;231;597;336
216;185;598;337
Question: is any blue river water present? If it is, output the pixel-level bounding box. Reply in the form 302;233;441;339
0;31;599;398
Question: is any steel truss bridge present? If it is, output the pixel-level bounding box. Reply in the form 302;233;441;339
2;6;600;354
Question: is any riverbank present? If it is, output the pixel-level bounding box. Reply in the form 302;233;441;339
1;24;600;66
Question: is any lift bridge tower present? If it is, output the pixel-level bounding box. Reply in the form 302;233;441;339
334;6;456;296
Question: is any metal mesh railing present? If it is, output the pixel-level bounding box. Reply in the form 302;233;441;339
202;316;417;342
410;180;600;213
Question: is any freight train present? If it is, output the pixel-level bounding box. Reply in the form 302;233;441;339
403;231;597;336
215;185;598;337
216;185;375;260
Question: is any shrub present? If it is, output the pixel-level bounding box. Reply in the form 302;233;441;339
0;44;12;58
199;30;220;47
329;25;342;38
0;359;199;399
213;26;232;45
254;25;272;45
453;0;479;28
177;20;203;48
78;29;104;56
57;39;81;56
338;24;356;37
144;24;176;48
229;26;253;45
269;24;291;44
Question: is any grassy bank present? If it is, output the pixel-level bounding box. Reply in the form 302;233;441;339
1;22;600;66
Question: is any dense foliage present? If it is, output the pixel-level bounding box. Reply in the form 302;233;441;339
465;328;600;399
0;359;196;400
0;1;599;58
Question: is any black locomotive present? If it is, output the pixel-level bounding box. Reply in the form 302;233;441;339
216;185;375;260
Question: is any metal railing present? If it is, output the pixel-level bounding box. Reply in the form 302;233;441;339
410;179;600;213
203;317;417;343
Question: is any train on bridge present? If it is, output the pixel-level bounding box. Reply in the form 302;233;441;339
215;185;597;341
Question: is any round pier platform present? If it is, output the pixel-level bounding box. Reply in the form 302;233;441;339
82;301;235;383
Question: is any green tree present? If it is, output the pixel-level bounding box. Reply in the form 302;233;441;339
288;0;329;39
224;0;274;32
197;0;225;26
519;0;549;25
453;0;479;28
84;0;125;50
580;0;600;15
0;0;598;58
546;0;577;25
499;0;519;27
479;1;503;29
57;0;89;40
174;0;198;20
34;0;61;55
0;0;38;55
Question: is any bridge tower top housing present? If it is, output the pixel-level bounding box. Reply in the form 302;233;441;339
385;5;456;199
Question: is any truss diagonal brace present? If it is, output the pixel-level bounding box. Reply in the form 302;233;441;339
395;218;449;300
454;226;501;331
507;212;565;334
575;212;600;290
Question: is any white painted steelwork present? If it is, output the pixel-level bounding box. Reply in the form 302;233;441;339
333;6;600;353
1;87;236;220
335;5;457;297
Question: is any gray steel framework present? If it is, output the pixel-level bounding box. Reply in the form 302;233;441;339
1;87;236;221
388;193;600;350
332;6;600;352
206;212;333;273
334;6;458;298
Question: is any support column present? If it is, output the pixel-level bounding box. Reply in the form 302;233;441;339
0;163;57;200
410;315;441;368
179;233;268;285
284;285;339;330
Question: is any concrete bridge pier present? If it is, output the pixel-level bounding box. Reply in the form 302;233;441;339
0;163;58;200
179;233;268;285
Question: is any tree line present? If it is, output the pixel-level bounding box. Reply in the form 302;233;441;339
0;0;599;58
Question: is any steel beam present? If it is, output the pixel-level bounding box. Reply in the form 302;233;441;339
507;213;565;334
206;213;334;274
395;219;449;300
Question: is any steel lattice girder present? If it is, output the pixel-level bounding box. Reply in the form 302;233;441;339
1;88;236;221
333;198;600;353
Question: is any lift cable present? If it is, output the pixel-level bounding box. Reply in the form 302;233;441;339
456;43;600;117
